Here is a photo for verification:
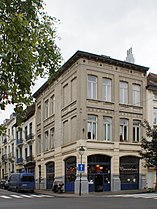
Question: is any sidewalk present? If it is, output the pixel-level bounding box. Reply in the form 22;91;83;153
35;189;149;198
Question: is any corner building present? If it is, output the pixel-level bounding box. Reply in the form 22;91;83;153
34;51;148;193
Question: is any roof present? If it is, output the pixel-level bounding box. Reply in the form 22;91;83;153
147;73;157;90
33;50;149;98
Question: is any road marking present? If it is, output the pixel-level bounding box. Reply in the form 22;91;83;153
0;194;54;199
31;194;54;198
20;194;33;198
10;195;23;198
107;193;157;200
0;195;12;199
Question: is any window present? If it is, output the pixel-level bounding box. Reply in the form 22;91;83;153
44;131;49;151
63;120;69;144
133;120;140;142
25;126;27;139
153;108;157;125
63;84;69;107
120;119;128;141
37;105;41;124
71;78;77;102
132;84;140;106
37;135;41;154
25;148;28;160
44;99;49;119
154;93;157;100
88;115;97;140
50;128;55;149
87;75;97;99
71;116;77;141
103;117;112;141
29;122;32;136
50;95;55;115
120;81;128;104
103;78;111;102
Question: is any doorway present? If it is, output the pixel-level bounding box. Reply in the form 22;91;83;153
95;174;103;192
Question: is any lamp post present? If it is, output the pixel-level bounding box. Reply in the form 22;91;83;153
79;146;85;196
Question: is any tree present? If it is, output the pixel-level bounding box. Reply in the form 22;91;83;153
0;0;62;111
140;120;157;168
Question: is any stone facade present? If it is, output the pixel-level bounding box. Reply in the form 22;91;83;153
33;51;148;193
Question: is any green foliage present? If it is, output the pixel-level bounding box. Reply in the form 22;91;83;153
0;0;62;110
140;120;157;168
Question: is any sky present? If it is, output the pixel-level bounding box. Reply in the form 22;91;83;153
1;0;157;124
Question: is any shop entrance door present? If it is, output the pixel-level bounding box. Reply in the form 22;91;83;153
95;174;103;192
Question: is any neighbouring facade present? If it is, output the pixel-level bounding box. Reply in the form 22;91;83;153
0;105;36;180
1;113;16;180
33;50;149;193
145;73;157;189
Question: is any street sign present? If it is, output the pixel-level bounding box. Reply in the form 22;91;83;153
78;163;85;173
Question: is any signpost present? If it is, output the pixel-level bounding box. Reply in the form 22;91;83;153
78;163;85;173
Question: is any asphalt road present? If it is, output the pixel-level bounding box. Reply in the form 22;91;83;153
1;189;157;209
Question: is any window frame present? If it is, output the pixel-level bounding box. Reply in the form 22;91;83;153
102;78;112;102
120;81;128;104
87;75;97;100
120;119;128;141
87;115;97;140
132;84;140;106
103;117;112;141
133;120;140;142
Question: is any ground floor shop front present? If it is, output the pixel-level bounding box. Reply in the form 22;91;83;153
35;153;147;194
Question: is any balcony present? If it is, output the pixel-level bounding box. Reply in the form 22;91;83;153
16;138;23;146
26;155;34;163
2;154;7;162
8;152;15;162
16;157;23;164
26;133;34;142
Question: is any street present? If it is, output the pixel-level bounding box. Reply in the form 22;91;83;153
1;189;157;209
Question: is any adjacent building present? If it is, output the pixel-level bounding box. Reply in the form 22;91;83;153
145;73;157;189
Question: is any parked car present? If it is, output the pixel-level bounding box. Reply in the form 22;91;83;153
0;180;7;189
8;173;35;192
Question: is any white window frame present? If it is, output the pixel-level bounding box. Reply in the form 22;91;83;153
132;84;140;106
103;117;112;141
120;119;128;141
87;115;97;140
133;120;140;142
120;81;128;104
87;75;97;99
103;78;111;102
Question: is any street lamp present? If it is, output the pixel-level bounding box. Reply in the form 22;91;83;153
79;146;85;196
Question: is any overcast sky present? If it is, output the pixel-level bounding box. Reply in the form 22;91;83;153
1;0;157;123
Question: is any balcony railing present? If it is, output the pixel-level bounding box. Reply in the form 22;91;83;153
8;152;15;161
26;155;34;162
16;138;23;145
16;157;23;164
26;133;34;142
2;154;7;162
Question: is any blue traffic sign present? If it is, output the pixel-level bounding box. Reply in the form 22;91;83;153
78;164;85;173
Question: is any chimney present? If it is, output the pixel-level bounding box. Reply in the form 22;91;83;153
125;47;135;64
